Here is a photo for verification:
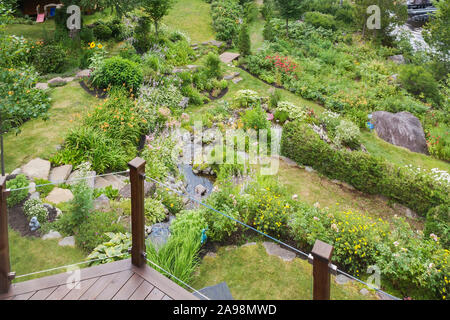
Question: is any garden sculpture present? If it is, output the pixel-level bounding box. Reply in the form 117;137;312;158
29;217;40;232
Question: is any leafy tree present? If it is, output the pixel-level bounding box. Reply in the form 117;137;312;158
423;0;450;74
353;0;407;45
140;0;176;36
238;23;251;56
274;0;303;38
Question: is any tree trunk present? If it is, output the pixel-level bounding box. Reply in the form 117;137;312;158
286;18;289;38
154;21;159;37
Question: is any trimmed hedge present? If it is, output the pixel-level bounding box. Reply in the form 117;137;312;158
281;121;449;216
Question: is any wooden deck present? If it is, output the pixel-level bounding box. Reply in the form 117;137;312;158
0;259;198;300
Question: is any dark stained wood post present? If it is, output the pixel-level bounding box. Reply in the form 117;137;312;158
128;158;146;268
0;176;12;293
311;240;334;300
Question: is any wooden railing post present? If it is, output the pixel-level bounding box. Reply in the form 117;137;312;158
128;157;146;268
310;240;334;300
0;176;12;293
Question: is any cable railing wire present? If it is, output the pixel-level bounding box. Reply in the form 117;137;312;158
145;258;210;300
8;170;130;192
14;251;131;279
147;175;400;300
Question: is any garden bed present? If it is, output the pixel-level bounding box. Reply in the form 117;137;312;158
79;80;108;99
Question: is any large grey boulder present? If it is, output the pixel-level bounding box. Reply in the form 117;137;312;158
388;55;405;65
263;242;296;262
49;165;73;183
67;170;96;188
21;158;51;180
372;111;428;154
119;181;156;199
58;236;75;247
94;194;111;212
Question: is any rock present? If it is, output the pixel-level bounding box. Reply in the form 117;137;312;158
76;69;91;79
392;203;419;220
232;77;243;84
313;202;321;208
62;76;75;83
11;168;22;175
147;223;170;251
94;194;110;212
42;230;62;240
145;225;152;236
224;74;235;80
45;188;74;204
172;67;185;74
186;65;200;71
195;184;207;196
372;111;428;154
388;55;405;65
305;166;315;173
29;182;36;194
242;242;257;247
21;158;51;180
262;242;296;262
35;82;49;90
58;236;75;247
119;181;156;199
340;182;355;191
94;176;111;189
205;252;217;258
49;165;73;183
30;192;40;200
178;97;190;109
102;175;126;190
210;40;224;48
48;77;67;86
292;194;298;201
335;274;352;285
56;208;62;217
360;288;369;296
67;170;96;188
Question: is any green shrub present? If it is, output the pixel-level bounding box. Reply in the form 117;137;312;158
263;19;275;41
281;121;450;216
80;27;94;43
70;164;94;227
204;52;222;79
399;65;441;105
171;210;208;238
238;23;251;56
426;124;450;161
93;23;112;40
334;119;361;148
91;56;143;93
425;205;449;248
75;211;126;252
144;198;167;225
233;89;260;108
6;174;29;208
156;188;184;215
23;198;48;223
32;44;67;74
93;186;119;200
87;232;131;266
132;17;152;54
304;11;337;30
34;178;55;198
211;0;243;44
241;105;271;132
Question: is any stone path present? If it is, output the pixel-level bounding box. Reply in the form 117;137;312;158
262;242;296;262
219;52;241;64
35;69;91;90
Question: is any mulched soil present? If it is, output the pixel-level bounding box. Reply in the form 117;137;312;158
207;87;229;101
79;80;108;99
8;197;58;238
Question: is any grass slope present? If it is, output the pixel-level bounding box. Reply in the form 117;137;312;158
10;229;86;283
192;243;377;300
163;0;215;43
4;81;99;173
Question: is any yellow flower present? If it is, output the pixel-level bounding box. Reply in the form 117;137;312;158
170;203;174;208
90;42;96;48
98;44;103;49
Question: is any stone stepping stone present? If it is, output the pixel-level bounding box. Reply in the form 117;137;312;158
48;77;67;86
21;158;51;180
263;242;296;262
219;52;240;64
67;170;96;188
49;165;73;183
45;187;74;204
76;69;91;79
232;77;243;84
58;236;75;247
102;175;126;190
42;230;62;240
35;83;49;90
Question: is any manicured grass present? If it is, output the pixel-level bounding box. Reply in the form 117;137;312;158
163;0;215;43
191;243;377;300
9;229;87;283
361;131;450;172
4;20;55;40
4;81;99;173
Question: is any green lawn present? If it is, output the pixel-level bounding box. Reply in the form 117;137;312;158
164;0;215;43
4;81;99;173
4;20;55;40
192;243;377;300
9;229;87;283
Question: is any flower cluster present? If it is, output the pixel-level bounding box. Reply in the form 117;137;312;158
265;55;298;76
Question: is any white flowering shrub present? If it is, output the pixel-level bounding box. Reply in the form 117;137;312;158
139;84;184;109
319;110;340;131
404;165;450;187
23;198;48;224
276;101;307;121
334;119;361;147
233;89;260;108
